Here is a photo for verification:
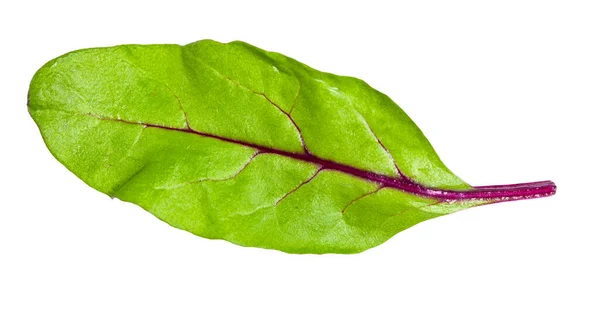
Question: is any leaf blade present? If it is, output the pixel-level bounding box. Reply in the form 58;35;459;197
29;40;556;253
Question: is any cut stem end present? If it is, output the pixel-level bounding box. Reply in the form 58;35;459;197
467;180;557;203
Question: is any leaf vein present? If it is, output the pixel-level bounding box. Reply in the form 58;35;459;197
356;113;405;179
274;167;322;206
31;108;555;202
341;186;384;215
109;164;147;197
118;58;189;129
198;60;308;153
154;151;261;190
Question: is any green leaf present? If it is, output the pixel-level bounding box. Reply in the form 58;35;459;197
28;40;556;254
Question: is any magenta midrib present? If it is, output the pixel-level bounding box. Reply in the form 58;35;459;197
87;112;556;202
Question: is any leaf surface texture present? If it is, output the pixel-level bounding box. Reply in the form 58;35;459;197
29;40;555;253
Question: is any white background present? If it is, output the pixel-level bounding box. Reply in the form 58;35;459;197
1;1;598;317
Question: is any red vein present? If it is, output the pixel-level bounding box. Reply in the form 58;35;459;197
193;151;261;182
341;186;383;215
222;75;309;153
73;111;555;203
119;57;191;129
260;91;309;154
359;114;406;179
156;151;261;190
275;168;323;205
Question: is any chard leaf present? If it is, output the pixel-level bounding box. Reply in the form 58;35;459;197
28;40;556;254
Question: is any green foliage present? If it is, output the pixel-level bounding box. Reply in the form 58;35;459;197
29;40;493;253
